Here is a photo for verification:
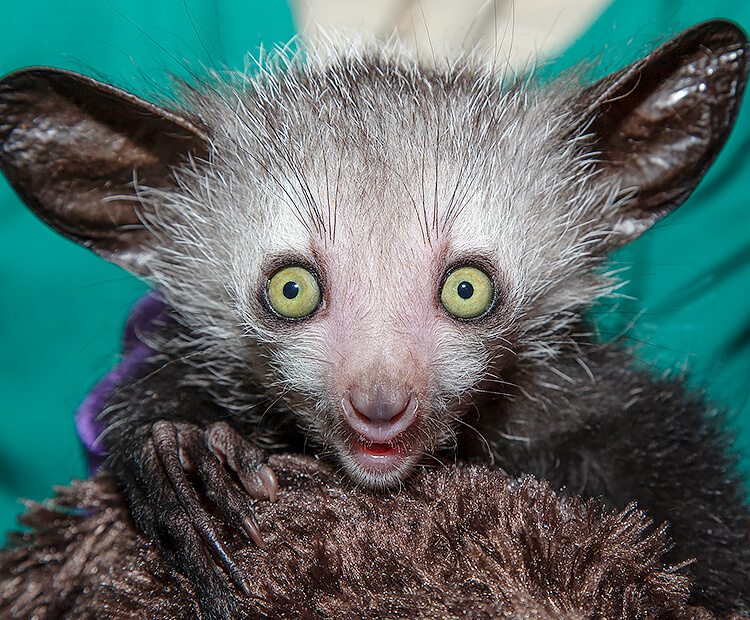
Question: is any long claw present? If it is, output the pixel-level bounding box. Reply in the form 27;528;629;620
148;420;270;597
242;515;266;549
206;421;277;501
258;465;278;502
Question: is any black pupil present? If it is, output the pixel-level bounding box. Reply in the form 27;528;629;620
457;281;474;300
283;281;299;299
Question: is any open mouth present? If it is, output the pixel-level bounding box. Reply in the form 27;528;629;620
364;442;396;456
348;436;413;474
339;393;422;479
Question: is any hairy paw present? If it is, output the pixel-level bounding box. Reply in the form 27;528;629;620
130;420;277;599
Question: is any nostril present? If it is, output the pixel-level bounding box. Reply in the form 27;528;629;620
349;385;410;424
351;401;408;426
342;389;419;444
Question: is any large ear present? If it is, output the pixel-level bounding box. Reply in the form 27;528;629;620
574;20;749;245
0;68;209;275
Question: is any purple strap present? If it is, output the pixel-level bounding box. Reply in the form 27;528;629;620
75;292;167;474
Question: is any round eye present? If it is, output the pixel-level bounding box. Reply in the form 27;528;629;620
267;266;321;318
440;266;494;319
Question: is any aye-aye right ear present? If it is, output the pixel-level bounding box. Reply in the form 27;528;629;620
573;20;749;247
0;68;209;276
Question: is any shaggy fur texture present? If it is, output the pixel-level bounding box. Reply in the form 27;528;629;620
0;455;721;620
1;21;749;620
106;335;750;616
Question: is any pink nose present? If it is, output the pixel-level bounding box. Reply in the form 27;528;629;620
342;385;418;443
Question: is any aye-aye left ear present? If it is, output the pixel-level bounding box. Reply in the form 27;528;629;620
0;68;209;275
574;20;749;245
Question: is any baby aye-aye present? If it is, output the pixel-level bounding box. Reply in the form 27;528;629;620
0;18;749;620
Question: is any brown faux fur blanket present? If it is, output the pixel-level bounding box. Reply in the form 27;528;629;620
0;455;728;619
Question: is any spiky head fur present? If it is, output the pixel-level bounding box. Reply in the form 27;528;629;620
138;39;628;487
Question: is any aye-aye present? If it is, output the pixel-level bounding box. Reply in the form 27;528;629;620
1;19;749;619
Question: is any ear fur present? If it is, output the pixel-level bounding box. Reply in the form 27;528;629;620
0;68;209;275
575;20;749;244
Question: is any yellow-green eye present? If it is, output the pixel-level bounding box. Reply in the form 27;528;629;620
440;266;494;319
267;266;321;318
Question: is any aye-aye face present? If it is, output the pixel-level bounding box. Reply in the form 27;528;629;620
148;57;618;487
0;21;746;487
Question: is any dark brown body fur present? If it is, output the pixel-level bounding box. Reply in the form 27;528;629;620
0;455;723;620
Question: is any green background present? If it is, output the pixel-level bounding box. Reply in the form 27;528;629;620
1;0;749;535
561;0;750;475
0;0;297;534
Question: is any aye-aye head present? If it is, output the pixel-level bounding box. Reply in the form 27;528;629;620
0;21;746;488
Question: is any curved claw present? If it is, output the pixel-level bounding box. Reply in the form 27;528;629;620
206;421;279;501
142;420;273;598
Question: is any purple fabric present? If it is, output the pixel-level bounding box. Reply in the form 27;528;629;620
75;292;167;474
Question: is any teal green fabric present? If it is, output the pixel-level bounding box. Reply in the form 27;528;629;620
2;0;750;538
555;0;750;474
0;0;296;536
